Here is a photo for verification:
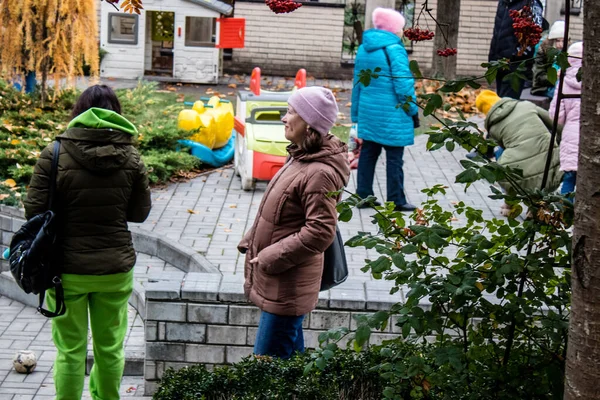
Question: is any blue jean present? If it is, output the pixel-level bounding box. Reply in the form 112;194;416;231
494;146;504;161
357;140;407;206
253;311;305;359
561;171;577;196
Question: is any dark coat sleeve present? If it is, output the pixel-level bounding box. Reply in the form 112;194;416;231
24;143;55;220
126;151;152;223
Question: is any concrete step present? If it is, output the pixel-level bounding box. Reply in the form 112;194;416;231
86;350;145;376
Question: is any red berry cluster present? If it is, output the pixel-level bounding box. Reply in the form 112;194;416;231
265;0;302;14
509;6;543;56
437;48;458;57
403;27;435;42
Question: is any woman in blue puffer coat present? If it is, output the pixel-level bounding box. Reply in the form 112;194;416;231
351;7;418;212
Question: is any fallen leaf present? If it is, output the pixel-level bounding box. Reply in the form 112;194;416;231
224;229;232;233
187;209;198;214
10;139;20;145
228;83;237;89
125;386;137;393
3;179;16;188
345;102;352;107
0;194;9;200
229;204;237;208
176;94;185;103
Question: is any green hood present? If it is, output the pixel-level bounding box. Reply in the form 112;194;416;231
68;108;138;135
58;108;138;173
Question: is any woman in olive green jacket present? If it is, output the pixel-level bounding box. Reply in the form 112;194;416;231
24;85;151;400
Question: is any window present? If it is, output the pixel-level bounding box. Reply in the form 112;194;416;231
108;13;139;44
185;17;216;47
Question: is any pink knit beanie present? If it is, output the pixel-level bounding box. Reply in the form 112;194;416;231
287;86;338;136
372;7;406;33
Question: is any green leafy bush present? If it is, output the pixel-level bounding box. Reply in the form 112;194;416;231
0;80;202;205
327;59;572;399
142;150;201;184
154;347;393;400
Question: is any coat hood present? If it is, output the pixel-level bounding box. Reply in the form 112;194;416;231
68;108;138;135
58;108;137;173
362;29;402;53
485;98;519;131
288;134;350;185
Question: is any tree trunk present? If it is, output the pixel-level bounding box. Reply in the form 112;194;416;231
564;1;600;399
431;0;461;79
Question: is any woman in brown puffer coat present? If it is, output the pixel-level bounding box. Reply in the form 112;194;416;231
238;86;350;358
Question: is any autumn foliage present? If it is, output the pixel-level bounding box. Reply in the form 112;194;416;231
0;0;99;97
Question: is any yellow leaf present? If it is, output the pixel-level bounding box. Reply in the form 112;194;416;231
187;209;198;214
10;139;20;145
229;204;237;208
475;282;484;291
3;179;16;188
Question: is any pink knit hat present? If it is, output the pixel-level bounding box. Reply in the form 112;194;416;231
372;7;406;33
287;86;338;136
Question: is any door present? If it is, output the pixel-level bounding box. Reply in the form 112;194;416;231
145;11;175;76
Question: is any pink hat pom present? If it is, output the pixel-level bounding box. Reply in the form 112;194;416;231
372;7;406;33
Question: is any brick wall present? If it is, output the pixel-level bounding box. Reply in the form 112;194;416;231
408;0;584;77
142;273;404;395
224;1;352;79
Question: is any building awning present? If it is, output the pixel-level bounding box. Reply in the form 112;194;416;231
183;0;233;16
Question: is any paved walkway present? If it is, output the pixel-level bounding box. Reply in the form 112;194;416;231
0;252;180;400
133;134;503;276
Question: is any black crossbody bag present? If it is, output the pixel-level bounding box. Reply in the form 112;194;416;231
320;225;349;291
9;140;66;317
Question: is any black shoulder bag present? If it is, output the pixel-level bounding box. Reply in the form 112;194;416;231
9;140;66;317
320;225;349;291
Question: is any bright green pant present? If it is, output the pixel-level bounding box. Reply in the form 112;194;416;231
46;270;133;400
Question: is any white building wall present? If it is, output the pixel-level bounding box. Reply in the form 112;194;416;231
99;0;222;83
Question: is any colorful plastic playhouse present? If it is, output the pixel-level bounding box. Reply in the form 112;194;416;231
233;67;306;190
177;96;236;167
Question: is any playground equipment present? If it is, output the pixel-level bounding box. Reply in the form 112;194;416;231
233;67;306;190
177;96;236;167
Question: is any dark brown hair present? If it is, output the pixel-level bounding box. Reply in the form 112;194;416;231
71;85;121;119
300;128;324;153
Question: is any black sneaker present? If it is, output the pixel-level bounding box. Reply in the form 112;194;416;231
395;203;417;212
357;200;381;209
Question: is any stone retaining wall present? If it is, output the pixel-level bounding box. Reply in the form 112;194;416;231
142;273;403;395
